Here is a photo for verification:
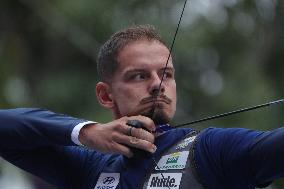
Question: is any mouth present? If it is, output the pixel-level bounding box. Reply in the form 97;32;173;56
140;95;172;105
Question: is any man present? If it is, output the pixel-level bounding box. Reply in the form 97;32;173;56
0;25;284;189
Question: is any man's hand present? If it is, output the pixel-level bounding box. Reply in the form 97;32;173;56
78;115;156;158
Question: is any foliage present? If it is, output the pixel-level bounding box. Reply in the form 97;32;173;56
0;0;283;188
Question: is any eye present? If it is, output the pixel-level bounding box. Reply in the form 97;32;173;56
165;72;173;78
130;73;146;81
162;71;174;80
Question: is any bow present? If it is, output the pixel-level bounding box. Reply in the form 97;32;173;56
152;0;284;130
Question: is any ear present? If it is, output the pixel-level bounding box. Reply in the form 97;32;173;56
96;82;114;109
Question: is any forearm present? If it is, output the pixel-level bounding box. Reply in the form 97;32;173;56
0;108;86;150
250;127;284;185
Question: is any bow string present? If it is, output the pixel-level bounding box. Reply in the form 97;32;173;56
151;0;284;130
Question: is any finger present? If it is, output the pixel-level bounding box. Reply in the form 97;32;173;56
115;117;155;142
130;115;156;131
114;122;134;136
114;121;154;142
115;134;156;153
131;127;155;143
111;142;133;158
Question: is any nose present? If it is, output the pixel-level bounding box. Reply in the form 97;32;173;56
149;73;165;96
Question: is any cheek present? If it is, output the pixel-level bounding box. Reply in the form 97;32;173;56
113;88;145;116
169;82;177;109
113;86;142;105
168;81;176;98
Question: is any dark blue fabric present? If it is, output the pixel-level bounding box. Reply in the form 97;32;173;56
100;129;193;189
0;108;192;188
194;127;284;189
1;108;284;189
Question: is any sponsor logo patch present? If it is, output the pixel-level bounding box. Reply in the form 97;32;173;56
94;173;120;189
176;136;196;150
155;151;189;170
147;173;182;189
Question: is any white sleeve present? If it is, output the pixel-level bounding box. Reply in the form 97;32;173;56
71;121;97;145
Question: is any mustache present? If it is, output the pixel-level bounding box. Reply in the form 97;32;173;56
140;94;172;105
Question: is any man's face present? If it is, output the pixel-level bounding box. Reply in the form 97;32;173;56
109;40;176;125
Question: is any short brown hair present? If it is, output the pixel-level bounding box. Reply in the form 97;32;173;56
97;25;168;82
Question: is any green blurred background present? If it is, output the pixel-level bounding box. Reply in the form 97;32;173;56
0;0;283;188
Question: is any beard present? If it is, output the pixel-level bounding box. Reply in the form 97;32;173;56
141;106;170;125
139;95;172;125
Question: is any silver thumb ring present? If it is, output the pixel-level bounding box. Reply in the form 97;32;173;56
127;126;133;136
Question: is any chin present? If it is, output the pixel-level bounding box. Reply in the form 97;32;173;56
141;108;171;125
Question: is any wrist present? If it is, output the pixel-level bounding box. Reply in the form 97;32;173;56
71;121;96;146
78;123;99;146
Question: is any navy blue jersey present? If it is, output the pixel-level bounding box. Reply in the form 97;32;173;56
1;108;284;189
194;127;284;188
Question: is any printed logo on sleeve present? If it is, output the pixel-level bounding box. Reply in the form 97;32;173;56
94;173;120;189
176;136;196;150
155;151;189;170
146;173;182;189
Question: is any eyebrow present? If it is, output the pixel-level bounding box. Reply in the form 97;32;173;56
123;67;175;75
123;68;147;75
160;67;175;72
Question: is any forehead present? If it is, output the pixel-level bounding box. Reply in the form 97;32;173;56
116;40;173;71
